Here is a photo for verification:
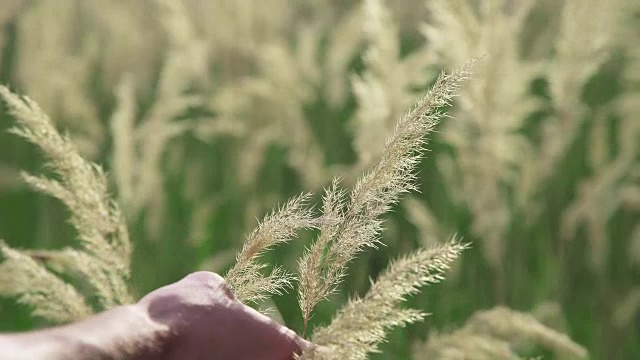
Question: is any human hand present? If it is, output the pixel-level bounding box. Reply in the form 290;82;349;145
136;271;310;360
0;271;310;360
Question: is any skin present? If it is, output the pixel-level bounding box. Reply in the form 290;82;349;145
0;272;310;360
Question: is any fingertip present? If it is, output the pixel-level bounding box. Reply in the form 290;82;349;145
183;271;225;284
181;271;236;300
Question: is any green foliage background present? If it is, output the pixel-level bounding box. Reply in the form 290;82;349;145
0;1;639;359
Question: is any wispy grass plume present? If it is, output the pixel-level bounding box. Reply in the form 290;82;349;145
304;240;470;359
0;86;132;311
417;306;588;360
0;242;92;323
298;59;479;335
225;193;317;304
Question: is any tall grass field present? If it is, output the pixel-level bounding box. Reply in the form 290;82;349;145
0;0;638;358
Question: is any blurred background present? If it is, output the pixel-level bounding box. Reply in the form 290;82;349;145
0;0;638;358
